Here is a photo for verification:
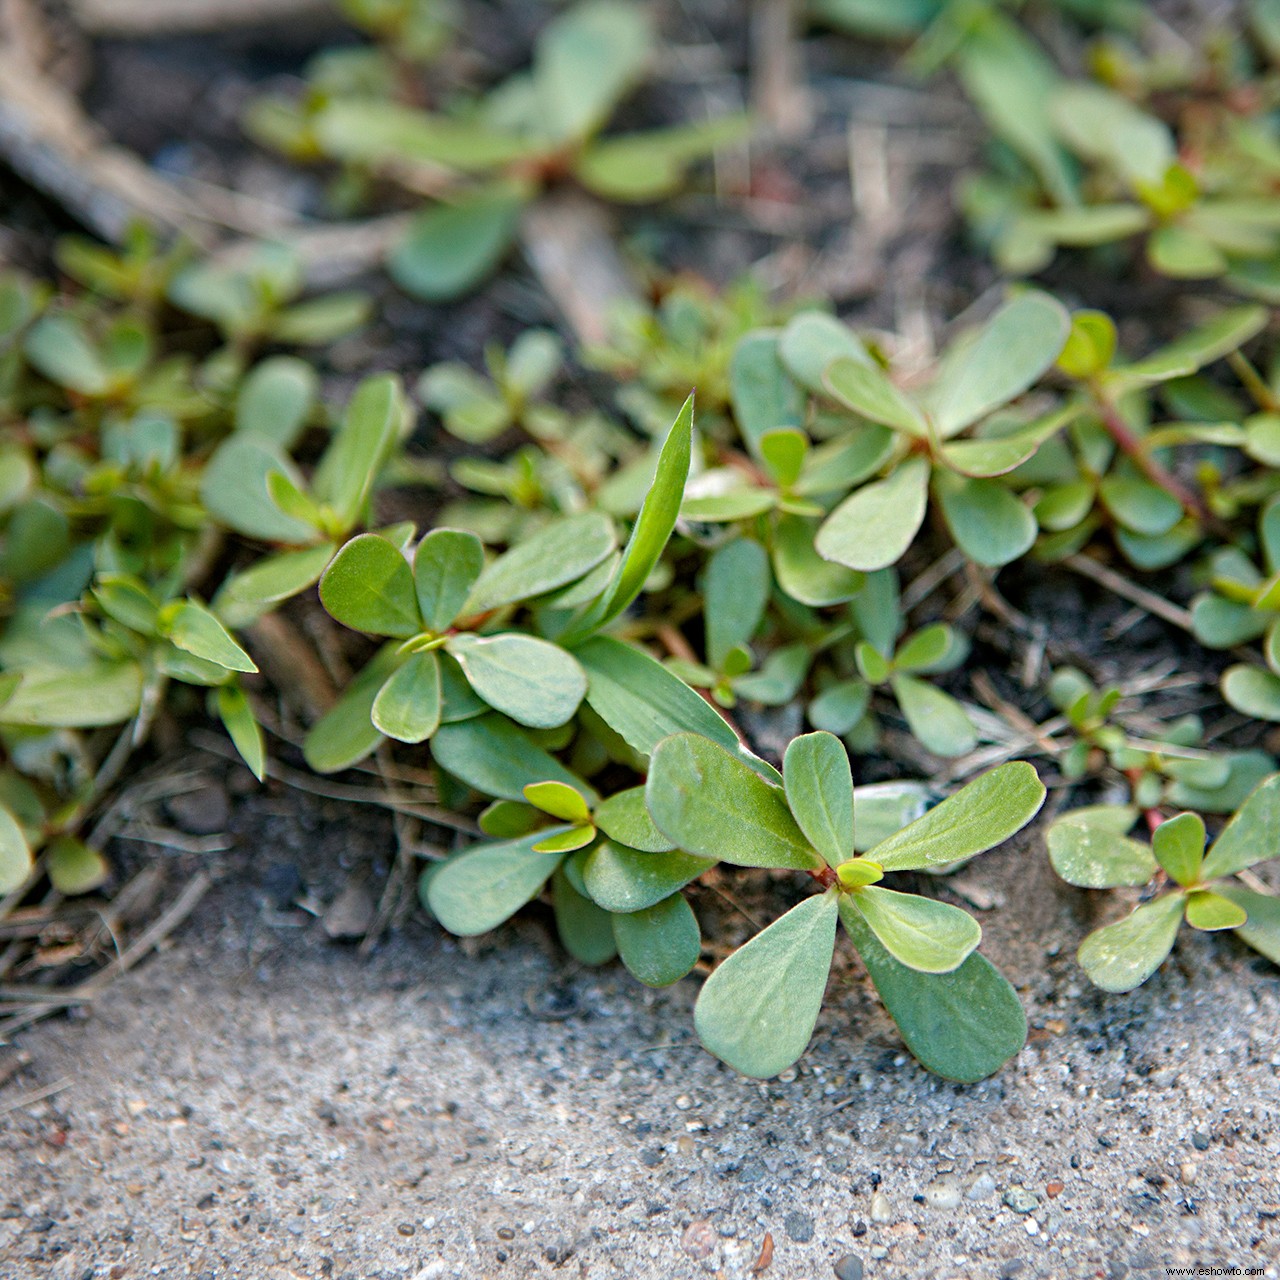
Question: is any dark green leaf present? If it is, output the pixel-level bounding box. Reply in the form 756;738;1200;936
614;893;701;986
372;650;442;743
553;866;618;963
431;713;596;803
427;833;565;936
319;534;421;638
583;841;715;913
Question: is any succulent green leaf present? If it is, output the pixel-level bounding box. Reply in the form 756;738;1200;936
447;633;586;729
1152;812;1205;887
939;407;1076;478
0;662;144;728
783;731;854;867
553;866;617;963
816;456;929;572
524;781;593;824
870;761;1045;872
593;786;674;852
847;886;981;974
840;900;1026;1082
1184;889;1247;932
464;513;616;615
614;893;702;987
808;680;870;736
1116;305;1268;386
412;529;485;632
771;515;864;607
312;374;403;529
234;355;317;448
0;804;32;894
1047;806;1155;888
1217;883;1280;965
389;191;523;301
930;293;1070;437
213;544;335;629
778;311;872;395
427;832;565;936
163;602;257;674
583;842;715;913
216;683;267;782
890;674;978;759
694;892;838;1078
432;713;595;804
302;647;399;773
575;116;749;201
1077;893;1185;992
371;650;442;744
201;436;316;544
935;473;1037;567
730;333;805;460
1200;773;1280;880
45;835;108;896
704;538;769;668
824;357;927;436
647;733;823;871
320;534;422;638
760;429;809;489
1222;665;1280;722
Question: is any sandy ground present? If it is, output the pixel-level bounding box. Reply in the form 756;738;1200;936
1;791;1278;1280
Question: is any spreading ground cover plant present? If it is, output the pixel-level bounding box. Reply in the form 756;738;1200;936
248;0;747;300
6;0;1280;1086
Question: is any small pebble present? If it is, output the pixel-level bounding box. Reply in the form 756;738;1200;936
783;1210;813;1242
675;1095;694;1111
833;1255;864;1280
923;1178;963;1211
1179;1161;1198;1186
1191;1129;1211;1151
681;1220;717;1260
1044;1180;1064;1199
967;1172;997;1202
869;1190;892;1223
1003;1186;1040;1214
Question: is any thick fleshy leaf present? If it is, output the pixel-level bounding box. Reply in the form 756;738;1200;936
847;886;981;973
593;786;674;852
0;804;32;894
234;355;317;449
794;426;895;496
44;835;108;895
1200;772;1280;880
771;515;864;607
553;867;617;963
782;731;854;867
1184;889;1247;932
534;0;651;142
614;893;701;987
1115;305;1268;387
371;650;442;744
694;892;838;1078
313;374;403;529
730;332;805;460
935;473;1036;568
1191;593;1270;649
1047;806;1155;888
320;535;421;638
1222;664;1280;722
414;529;485;632
200;436;315;543
565;396;693;642
427;833;565;936
314;100;527;169
524;781;592;824
778;311;872;395
1050;82;1174;185
1077;893;1185;992
159;602;256;675
447;633;586;729
930;293;1069;437
302;648;398;773
216;683;266;782
808;679;870;736
870;762;1045;872
389;192;523;301
213;544;335;628
647;733;823;871
852;781;933;852
734;643;811;706
431;713;595;803
1152;812;1205;887
840;900;1026;1082
583;841;715;913
816;457;929;572
1217;883;1280;965
576;636;747;763
0;662;143;728
575;116;749;200
824;357;927;436
464;513;616;615
1098;472;1182;537
532;824;596;854
891;674;978;758
704;538;769;668
938;407;1075;477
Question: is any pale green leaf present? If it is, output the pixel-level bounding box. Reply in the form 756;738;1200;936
414;528;484;631
1047;806;1155;888
782;731;854;867
1184;889;1247;932
371;650;442;743
593;786;674;852
447;633;586;729
847;886;981;973
824;357;927;436
1077;893;1185;992
816;457;929;573
427;833;565;936
389;191;523;301
583;841;715;913
614;893;701;986
319;534;421;638
891;674;978;758
1200;772;1280;880
1152;812;1205;887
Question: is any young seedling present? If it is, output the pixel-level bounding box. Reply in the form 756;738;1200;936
1049;776;1280;990
645;730;1045;1079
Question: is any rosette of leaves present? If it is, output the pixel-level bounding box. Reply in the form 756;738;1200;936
1048;777;1280;990
1046;668;1274;813
1020;305;1268;569
645;730;1045;1079
268;0;747;301
307;395;696;771
788;292;1074;572
966;76;1280;294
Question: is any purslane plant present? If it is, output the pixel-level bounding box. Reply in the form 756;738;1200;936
1049;778;1280;990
